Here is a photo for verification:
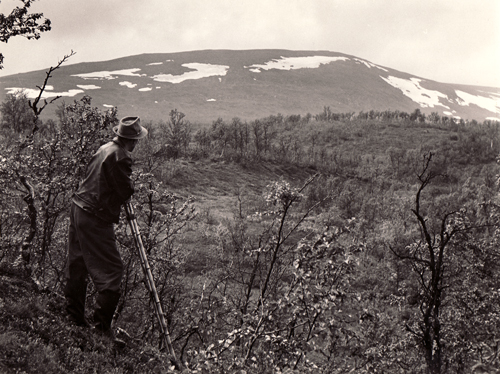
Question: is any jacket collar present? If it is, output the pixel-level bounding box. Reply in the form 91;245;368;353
112;137;132;157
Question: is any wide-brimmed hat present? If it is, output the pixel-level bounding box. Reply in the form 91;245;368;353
113;116;148;139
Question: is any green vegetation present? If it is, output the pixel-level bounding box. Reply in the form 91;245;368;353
1;89;499;374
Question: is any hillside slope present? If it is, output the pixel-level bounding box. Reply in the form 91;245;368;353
1;113;499;372
0;272;181;373
1;49;498;123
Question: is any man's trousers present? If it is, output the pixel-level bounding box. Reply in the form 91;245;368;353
64;202;124;331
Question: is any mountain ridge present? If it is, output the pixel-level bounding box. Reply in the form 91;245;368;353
0;49;498;123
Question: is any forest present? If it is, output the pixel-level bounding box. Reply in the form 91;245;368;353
0;80;499;374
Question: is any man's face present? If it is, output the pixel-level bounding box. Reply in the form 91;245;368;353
124;139;139;152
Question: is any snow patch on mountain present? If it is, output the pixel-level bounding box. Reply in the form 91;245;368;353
77;84;101;90
72;68;145;80
119;81;137;88
151;63;229;83
380;76;450;109
443;111;461;119
139;87;153;92
245;56;349;73
455;90;500;114
5;86;83;99
354;58;388;72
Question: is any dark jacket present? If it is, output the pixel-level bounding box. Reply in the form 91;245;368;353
73;138;134;223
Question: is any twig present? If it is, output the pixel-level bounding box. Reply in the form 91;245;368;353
29;50;76;120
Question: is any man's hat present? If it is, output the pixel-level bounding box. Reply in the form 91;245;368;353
113;116;148;139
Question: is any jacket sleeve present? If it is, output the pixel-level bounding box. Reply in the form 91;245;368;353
109;155;135;204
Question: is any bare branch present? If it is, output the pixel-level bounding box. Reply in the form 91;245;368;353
29;50;76;119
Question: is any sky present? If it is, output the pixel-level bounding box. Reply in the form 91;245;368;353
0;0;499;87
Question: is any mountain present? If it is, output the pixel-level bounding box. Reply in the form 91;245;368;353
0;49;499;123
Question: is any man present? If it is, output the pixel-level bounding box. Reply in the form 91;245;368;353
64;116;147;337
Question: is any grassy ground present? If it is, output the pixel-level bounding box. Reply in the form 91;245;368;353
0;272;181;373
163;157;317;221
0;157;318;373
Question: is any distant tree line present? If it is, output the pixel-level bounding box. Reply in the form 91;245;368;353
184;106;500;170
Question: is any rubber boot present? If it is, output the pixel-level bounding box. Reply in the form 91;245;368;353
93;290;121;334
64;278;89;327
